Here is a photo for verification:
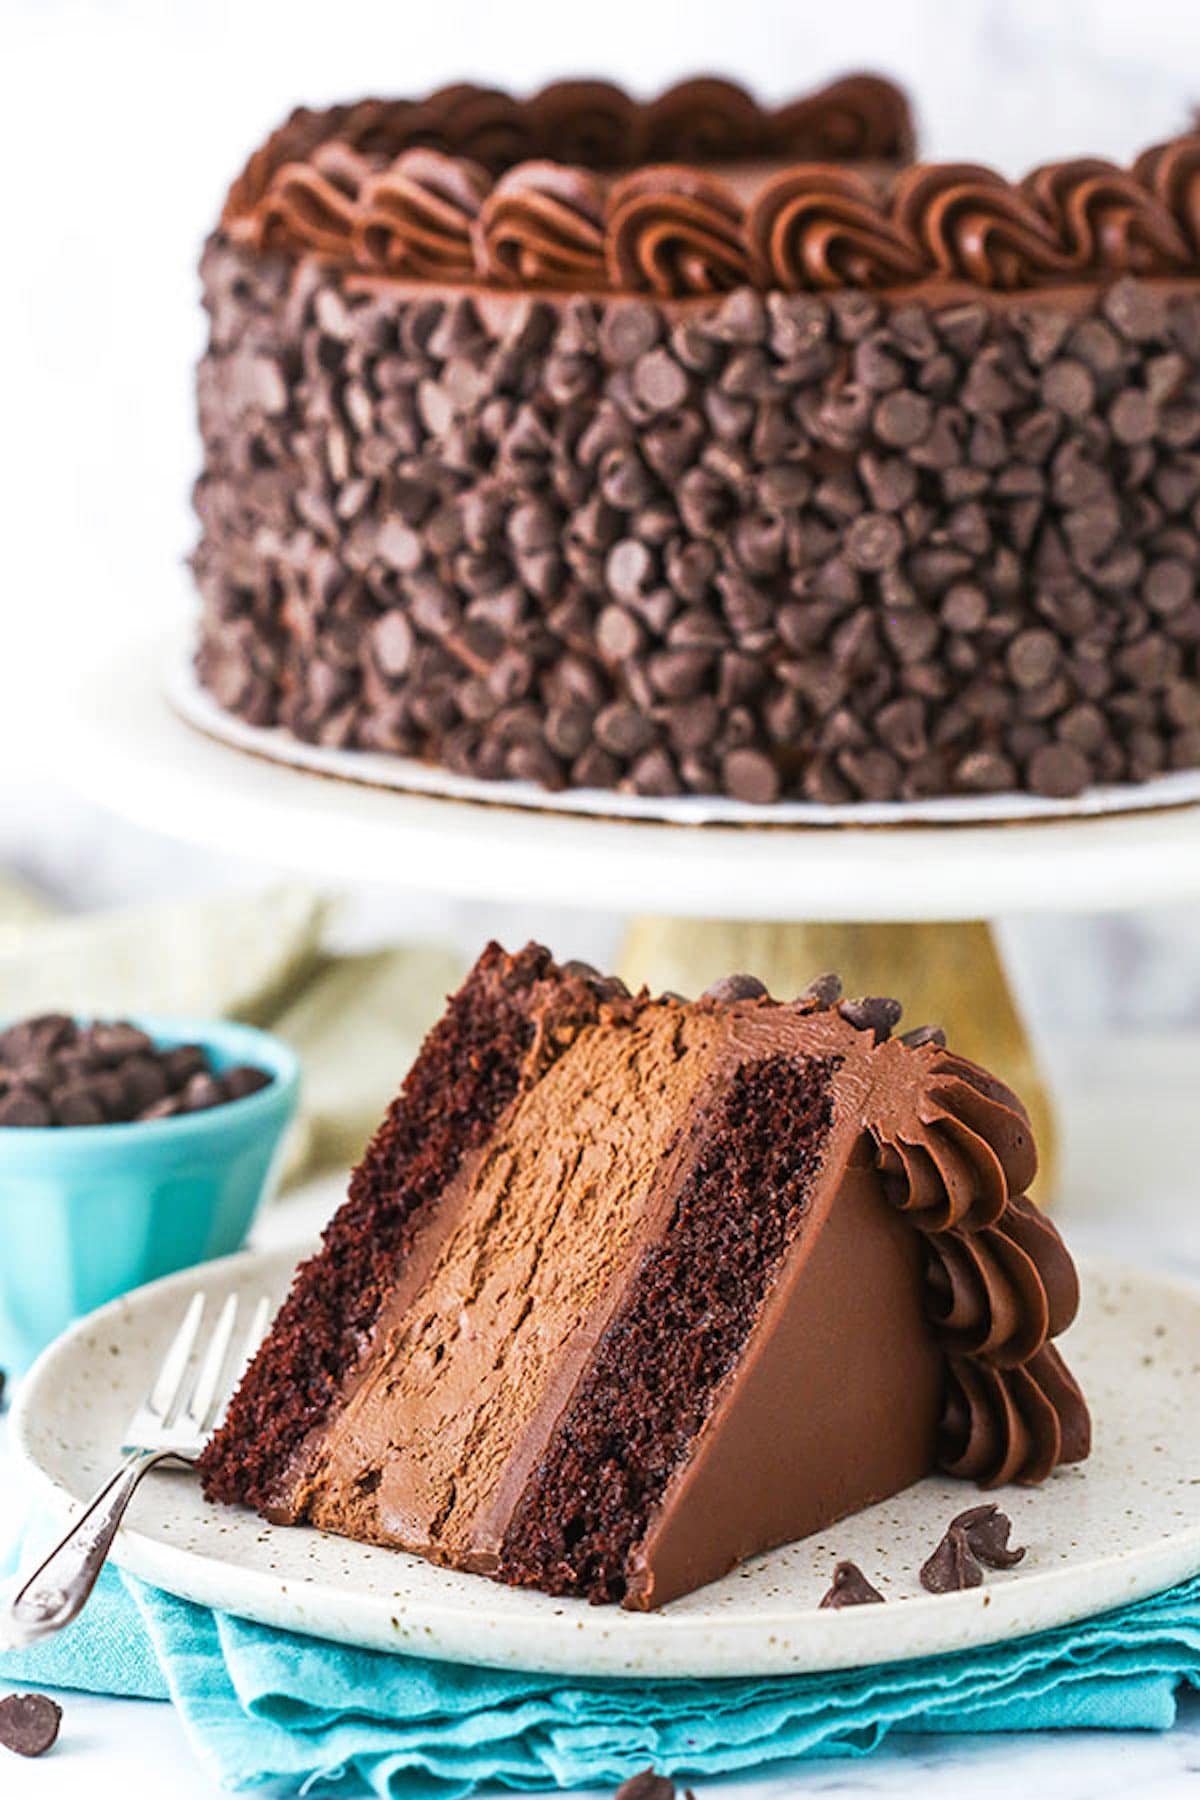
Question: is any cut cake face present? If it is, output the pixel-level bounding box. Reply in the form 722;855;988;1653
200;942;1088;1609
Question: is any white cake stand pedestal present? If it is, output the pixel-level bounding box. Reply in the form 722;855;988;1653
54;637;1200;1194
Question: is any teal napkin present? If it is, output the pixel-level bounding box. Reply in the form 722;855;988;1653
5;1543;1200;1798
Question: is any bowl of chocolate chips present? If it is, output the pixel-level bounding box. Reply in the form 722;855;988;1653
0;1013;299;1366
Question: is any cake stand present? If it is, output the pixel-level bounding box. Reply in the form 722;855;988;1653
52;631;1200;1191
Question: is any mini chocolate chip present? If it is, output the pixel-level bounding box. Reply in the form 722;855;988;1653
600;303;660;366
1028;742;1091;798
873;389;932;448
951;1503;1026;1570
595;702;656;757
899;1023;946;1048
799;972;843;1007
0;1692;62;1758
920;1524;982;1594
614;1771;676;1800
845;512;904;572
0;1088;52;1126
1110;390;1157;446
703;973;769;1003
182;1072;225;1112
633;348;688;413
722;747;780;804
606;539;655;603
1040;359;1095;416
370;611;415;680
1103;277;1167;343
819;1561;885;1608
223;1065;272;1101
838;996;902;1041
1006;628;1059;689
139;1095;183;1121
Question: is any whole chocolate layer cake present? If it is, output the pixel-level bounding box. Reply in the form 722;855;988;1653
200;943;1089;1609
192;75;1200;805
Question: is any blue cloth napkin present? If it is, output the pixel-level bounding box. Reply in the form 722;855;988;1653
5;1537;1200;1799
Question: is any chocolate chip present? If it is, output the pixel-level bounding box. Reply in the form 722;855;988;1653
139;1095;183;1122
899;1023;946;1048
0;1692;62;1758
1028;742;1090;798
920;1524;982;1593
0;1088;52;1126
223;1065;272;1101
873;389;931;448
600;303;660;366
819;1561;885;1608
1110;390;1157;446
633;348;688;413
595;703;655;757
838;996;902;1041
721;747;780;803
1040;359;1095;416
614;1771;676;1800
1103;277;1167;343
845;512;904;572
703;973;769;1004
950;1503;1026;1570
799;973;842;1008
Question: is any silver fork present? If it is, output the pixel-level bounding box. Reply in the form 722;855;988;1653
4;1289;271;1646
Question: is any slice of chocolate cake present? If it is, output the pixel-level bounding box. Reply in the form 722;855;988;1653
200;942;1089;1609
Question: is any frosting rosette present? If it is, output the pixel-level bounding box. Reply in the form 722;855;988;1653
356;149;489;280
862;1037;1090;1485
476;163;607;289
639;77;767;163
1133;133;1200;254
524;79;639;168
750;166;925;289
607;167;749;295
892;162;1078;288
1025;156;1192;274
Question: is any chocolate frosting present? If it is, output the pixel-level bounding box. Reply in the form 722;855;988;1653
221;74;1200;298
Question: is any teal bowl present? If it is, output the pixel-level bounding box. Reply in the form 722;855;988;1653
0;1016;299;1372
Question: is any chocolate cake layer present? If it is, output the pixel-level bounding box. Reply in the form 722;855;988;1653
201;944;1090;1609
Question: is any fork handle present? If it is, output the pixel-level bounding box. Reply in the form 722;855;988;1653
5;1448;182;1645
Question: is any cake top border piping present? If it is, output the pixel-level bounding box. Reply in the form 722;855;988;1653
219;76;1200;298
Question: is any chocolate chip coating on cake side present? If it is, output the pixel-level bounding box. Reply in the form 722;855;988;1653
194;244;1200;803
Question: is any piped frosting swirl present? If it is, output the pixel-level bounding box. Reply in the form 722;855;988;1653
221;76;1200;299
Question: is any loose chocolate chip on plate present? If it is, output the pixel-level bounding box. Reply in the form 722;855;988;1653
920;1524;982;1593
819;1561;886;1608
0;1692;62;1758
950;1503;1026;1570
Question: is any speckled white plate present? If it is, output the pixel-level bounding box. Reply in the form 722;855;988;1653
10;1246;1200;1679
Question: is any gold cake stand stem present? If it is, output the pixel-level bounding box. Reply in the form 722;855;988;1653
616;918;1057;1202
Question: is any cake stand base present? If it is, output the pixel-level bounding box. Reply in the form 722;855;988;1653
618;917;1056;1197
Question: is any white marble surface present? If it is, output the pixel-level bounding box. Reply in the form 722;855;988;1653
4;1028;1200;1797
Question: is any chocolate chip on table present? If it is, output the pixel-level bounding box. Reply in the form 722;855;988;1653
0;1692;62;1758
614;1772;677;1800
819;1561;886;1608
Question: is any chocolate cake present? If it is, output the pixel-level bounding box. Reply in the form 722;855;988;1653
200;942;1089;1609
192;74;1200;806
